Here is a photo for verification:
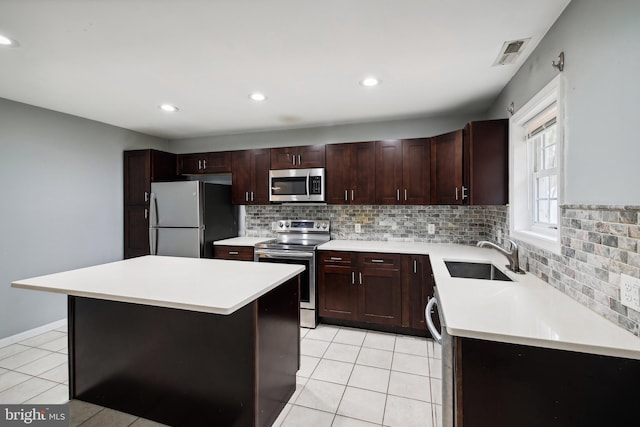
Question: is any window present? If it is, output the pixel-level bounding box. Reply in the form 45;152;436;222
510;76;564;253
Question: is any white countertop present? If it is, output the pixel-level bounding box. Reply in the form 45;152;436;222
319;240;640;360
214;237;272;246
11;256;304;315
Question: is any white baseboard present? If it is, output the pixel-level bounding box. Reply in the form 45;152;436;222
0;318;67;348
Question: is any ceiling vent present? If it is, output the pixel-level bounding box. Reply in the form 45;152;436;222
493;38;531;66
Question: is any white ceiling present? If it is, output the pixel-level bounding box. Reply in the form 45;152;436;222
0;0;570;140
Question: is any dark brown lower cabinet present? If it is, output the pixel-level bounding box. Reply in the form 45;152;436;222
456;337;640;427
213;245;254;261
319;251;430;333
318;251;402;326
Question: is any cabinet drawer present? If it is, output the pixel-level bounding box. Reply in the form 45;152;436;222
359;253;401;269
213;245;254;261
318;251;355;266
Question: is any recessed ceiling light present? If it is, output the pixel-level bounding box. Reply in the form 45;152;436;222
0;34;19;47
159;104;179;112
360;77;380;87
249;92;267;102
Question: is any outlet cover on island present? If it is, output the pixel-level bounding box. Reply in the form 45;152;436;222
620;274;640;311
355;223;362;233
427;224;435;234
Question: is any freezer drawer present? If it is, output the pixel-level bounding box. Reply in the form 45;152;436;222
150;228;202;258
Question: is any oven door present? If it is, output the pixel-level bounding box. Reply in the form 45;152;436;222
254;250;315;310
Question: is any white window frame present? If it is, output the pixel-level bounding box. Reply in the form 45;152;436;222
509;75;565;254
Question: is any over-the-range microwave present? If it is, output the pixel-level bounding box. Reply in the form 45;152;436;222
269;168;325;203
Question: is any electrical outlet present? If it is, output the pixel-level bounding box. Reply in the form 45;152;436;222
620;274;640;311
355;223;362;233
497;229;503;242
427;224;435;234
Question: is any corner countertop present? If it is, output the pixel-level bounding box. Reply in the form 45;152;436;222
318;240;640;360
213;237;272;246
11;255;304;315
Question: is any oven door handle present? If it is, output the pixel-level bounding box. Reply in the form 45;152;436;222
256;251;315;259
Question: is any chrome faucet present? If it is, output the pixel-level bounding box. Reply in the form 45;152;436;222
477;237;525;274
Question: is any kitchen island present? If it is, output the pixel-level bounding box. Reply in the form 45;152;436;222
12;256;304;427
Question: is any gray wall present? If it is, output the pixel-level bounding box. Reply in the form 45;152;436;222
486;0;640;205
0;98;168;340
168;114;476;153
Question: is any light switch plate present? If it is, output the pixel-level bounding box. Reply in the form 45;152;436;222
427;224;435;234
620;274;640;311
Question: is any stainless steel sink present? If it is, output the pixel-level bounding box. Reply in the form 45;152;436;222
445;261;513;281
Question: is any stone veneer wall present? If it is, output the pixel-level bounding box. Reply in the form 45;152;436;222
485;205;640;337
245;205;488;244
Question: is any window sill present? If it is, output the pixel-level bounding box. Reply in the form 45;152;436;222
511;229;561;255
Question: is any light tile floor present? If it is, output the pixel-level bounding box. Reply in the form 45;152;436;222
0;323;442;427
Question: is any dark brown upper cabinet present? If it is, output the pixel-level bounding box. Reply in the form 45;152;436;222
177;151;232;175
463;119;508;205
231;149;270;205
123;149;177;259
431;130;464;205
431;120;508;205
375;138;430;205
270;145;325;169
326;141;376;204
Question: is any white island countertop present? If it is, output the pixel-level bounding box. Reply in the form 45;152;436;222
319;240;640;360
11;256;304;315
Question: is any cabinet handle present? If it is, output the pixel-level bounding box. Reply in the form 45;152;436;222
330;257;343;261
345;190;348;201
292;155;295;166
245;191;249;202
455;187;459;201
144;191;149;202
359;272;363;285
462;185;468;200
202;159;207;170
298;154;301;165
251;191;254;202
351;189;355;201
371;259;385;263
228;251;239;255
396;189;400;201
144;208;148;219
351;271;355;285
405;189;407;201
198;160;202;170
414;259;417;274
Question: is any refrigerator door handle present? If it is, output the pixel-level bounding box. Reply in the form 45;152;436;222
149;192;158;227
149;227;158;255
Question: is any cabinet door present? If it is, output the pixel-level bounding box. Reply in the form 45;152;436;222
231;150;252;204
401;255;435;331
358;253;402;326
465;120;508;205
318;264;357;320
403;138;431;204
375;140;403;204
251;149;271;204
150;150;177;182
202;152;231;174
431;130;463;204
124;205;149;258
326;143;352;204
124;150;151;205
297;145;326;168
270;147;297;169
177;153;204;175
351;142;376;204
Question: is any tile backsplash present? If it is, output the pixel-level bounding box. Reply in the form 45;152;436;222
246;203;640;337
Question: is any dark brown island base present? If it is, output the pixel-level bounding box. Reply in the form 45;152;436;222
12;256;304;427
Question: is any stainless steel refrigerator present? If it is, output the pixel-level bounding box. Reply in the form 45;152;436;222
149;181;238;258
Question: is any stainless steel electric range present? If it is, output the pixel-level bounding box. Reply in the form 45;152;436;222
254;219;330;328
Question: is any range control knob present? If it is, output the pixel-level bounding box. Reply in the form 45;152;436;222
285;222;290;227
278;221;284;228
322;222;327;229
315;223;320;229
